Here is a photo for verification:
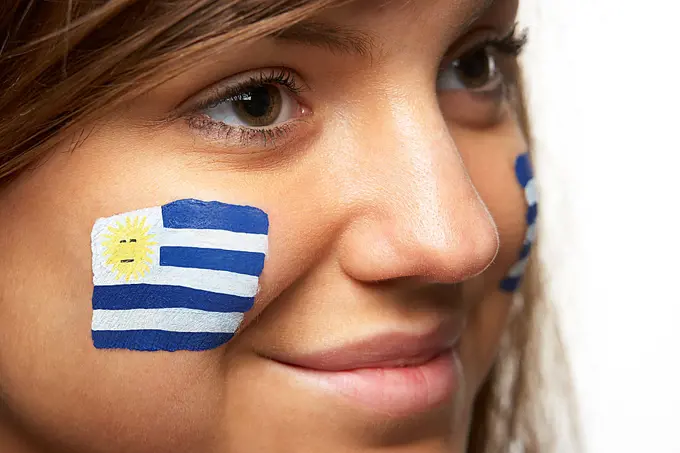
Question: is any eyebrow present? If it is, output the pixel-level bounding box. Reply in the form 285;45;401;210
273;21;375;57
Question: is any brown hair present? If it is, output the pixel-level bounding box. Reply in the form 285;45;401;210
0;1;579;451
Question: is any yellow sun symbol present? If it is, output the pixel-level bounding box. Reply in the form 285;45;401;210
102;216;157;282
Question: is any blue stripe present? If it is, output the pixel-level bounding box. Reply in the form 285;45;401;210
159;247;265;276
526;203;538;225
500;152;536;293
162;199;269;234
92;284;254;312
515;153;534;188
500;276;522;293
92;330;234;351
519;242;533;261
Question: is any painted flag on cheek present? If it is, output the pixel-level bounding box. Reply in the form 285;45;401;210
500;152;538;293
90;199;269;351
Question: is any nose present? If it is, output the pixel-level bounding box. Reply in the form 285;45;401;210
336;92;499;285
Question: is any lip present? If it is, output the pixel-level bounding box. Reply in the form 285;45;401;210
276;329;461;371
267;326;463;417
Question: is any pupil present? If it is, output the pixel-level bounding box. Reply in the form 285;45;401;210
233;84;282;127
458;49;488;78
454;48;492;88
240;86;272;118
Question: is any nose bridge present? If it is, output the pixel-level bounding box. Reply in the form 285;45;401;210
336;89;499;283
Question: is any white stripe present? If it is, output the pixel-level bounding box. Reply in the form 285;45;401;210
91;204;264;297
506;257;530;279
93;266;259;297
92;308;245;333
524;179;538;206
161;228;268;254
524;223;537;244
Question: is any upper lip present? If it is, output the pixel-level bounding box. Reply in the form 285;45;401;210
269;322;463;371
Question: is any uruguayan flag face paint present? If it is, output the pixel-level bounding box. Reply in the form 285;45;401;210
500;153;538;293
90;199;268;352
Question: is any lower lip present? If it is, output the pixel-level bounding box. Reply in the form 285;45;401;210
281;349;461;417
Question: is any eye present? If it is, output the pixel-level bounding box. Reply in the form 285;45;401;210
437;46;502;93
200;74;303;129
183;68;311;147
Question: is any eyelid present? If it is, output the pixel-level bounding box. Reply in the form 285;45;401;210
175;67;313;150
442;24;525;65
174;67;309;118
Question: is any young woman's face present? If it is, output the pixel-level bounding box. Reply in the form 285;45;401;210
0;0;530;451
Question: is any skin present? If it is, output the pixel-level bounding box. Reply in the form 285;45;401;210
0;0;529;451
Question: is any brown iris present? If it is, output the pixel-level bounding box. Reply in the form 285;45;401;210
232;85;283;127
453;47;497;90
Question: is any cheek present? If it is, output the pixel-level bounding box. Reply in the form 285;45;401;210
449;120;529;388
0;270;225;452
0;349;225;452
0;142;281;451
0;174;229;452
453;119;529;289
0;130;341;451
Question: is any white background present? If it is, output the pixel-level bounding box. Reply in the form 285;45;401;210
518;0;680;452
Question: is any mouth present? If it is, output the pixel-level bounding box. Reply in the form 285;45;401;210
120;259;135;263
265;325;463;417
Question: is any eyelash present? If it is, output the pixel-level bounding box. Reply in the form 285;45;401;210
484;25;528;57
186;27;528;147
197;68;306;111
187;68;307;147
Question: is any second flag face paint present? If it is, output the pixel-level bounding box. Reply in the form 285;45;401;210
90;199;269;352
500;152;538;293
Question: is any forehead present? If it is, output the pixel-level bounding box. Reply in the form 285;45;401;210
273;0;515;62
316;0;499;28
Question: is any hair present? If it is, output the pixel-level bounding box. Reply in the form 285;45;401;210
0;1;580;451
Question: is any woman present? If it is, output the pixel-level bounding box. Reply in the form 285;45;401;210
0;0;577;452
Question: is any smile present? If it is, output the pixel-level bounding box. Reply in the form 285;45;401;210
265;324;464;418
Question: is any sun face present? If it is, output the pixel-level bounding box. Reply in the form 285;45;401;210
101;216;157;282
